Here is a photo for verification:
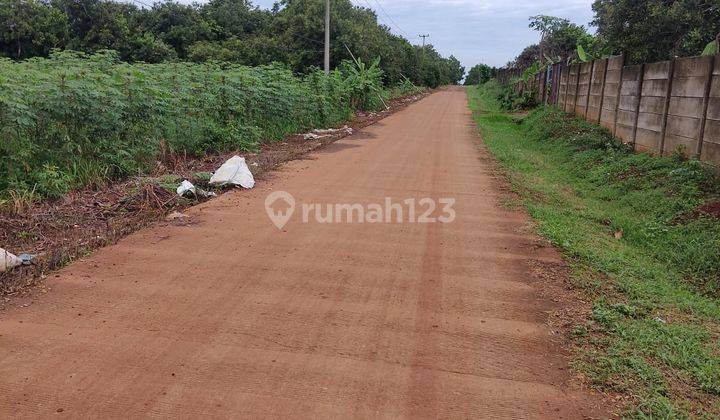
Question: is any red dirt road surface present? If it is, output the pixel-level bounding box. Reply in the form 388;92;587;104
0;87;606;418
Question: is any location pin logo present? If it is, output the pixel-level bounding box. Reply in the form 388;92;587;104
265;191;296;230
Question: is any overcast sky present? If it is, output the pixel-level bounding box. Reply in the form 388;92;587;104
249;0;596;70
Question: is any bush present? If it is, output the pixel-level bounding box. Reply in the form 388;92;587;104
497;84;537;111
0;50;359;198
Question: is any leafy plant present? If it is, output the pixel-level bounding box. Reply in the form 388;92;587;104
497;84;537;111
340;57;385;111
702;39;718;56
577;44;590;62
0;51;361;198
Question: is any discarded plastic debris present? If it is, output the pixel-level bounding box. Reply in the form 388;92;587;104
303;126;353;140
18;254;36;265
313;126;353;136
303;133;324;140
165;211;188;221
177;180;196;196
209;156;255;189
176;180;216;198
1;248;23;273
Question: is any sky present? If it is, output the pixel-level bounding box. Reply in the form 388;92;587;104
249;0;596;71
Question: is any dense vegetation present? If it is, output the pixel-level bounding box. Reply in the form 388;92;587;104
592;0;720;64
0;0;460;200
463;63;496;86
0;0;464;87
0;50;420;198
470;82;720;417
463;3;719;89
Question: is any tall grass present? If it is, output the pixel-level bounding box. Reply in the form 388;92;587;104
0;50;362;198
469;82;720;417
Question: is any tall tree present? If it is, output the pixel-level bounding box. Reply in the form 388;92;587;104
0;0;68;58
528;15;597;63
464;63;495;85
140;1;215;58
592;0;720;63
446;55;465;85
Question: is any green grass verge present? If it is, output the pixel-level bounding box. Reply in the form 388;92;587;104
468;80;720;418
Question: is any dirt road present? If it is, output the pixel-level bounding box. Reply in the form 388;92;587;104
0;88;605;418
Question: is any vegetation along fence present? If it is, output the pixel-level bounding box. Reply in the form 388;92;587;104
500;52;720;167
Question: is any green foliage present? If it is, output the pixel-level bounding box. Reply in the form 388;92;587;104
592;0;720;63
464;63;496;86
0;0;462;88
528;15;598;63
340;56;385;110
385;76;423;100
496;84;536;111
0;0;69;58
702;39;718;56
445;55;465;85
576;43;589;62
469;85;720;417
507;44;539;69
0;51;357;198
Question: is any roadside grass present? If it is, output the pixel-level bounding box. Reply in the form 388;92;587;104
468;81;720;418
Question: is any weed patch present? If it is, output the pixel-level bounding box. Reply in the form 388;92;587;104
468;82;720;417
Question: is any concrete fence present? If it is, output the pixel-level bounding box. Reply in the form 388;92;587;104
500;52;720;166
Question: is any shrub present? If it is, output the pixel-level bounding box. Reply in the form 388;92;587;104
497;83;537;111
0;50;359;198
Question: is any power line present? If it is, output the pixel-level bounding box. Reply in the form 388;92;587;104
370;0;409;37
130;0;153;9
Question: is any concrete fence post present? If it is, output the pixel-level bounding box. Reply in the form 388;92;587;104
565;64;571;110
573;65;581;115
697;54;717;158
597;58;609;124
584;60;595;119
658;59;676;156
613;52;627;137
631;63;646;149
555;64;562;105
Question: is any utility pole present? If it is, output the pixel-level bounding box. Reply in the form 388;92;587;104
419;34;429;51
418;34;429;79
324;0;330;74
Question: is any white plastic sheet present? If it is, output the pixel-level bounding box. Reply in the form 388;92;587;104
209;156;255;189
177;180;197;196
176;180;216;198
1;248;22;273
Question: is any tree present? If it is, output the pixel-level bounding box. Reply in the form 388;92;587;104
509;44;539;69
128;32;177;63
528;15;597;63
202;0;270;39
50;0;137;59
592;0;720;63
446;55;465;85
0;0;68;59
140;1;215;59
0;0;460;87
464;63;495;85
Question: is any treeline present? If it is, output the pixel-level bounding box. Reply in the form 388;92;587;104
464;63;497;86
514;2;719;68
0;0;465;87
466;0;720;86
